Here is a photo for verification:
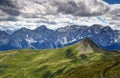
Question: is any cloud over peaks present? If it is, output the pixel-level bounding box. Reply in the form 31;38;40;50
51;0;110;16
0;0;120;30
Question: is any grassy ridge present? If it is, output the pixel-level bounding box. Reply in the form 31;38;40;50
61;54;120;78
0;42;115;78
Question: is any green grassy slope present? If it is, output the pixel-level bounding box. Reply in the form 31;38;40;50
0;39;118;78
61;54;120;78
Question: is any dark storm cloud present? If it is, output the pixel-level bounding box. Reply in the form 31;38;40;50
0;7;20;16
52;0;110;17
55;1;79;15
0;0;15;7
0;0;20;16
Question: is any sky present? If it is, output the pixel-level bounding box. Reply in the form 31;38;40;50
104;0;120;4
0;0;120;30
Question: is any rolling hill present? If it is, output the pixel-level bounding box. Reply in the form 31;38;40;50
0;38;119;78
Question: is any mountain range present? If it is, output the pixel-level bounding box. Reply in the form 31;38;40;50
0;24;120;51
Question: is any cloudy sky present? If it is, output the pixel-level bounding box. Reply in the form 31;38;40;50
0;0;120;30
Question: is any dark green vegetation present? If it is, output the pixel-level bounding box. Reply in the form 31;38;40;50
0;39;119;78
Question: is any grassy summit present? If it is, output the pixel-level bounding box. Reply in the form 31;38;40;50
0;38;119;78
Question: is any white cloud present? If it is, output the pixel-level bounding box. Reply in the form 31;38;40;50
0;0;120;30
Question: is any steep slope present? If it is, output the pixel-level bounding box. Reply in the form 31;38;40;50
0;38;118;78
0;30;9;46
60;40;120;78
77;38;104;53
0;30;11;50
77;38;119;54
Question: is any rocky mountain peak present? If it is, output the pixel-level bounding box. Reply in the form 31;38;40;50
77;38;105;53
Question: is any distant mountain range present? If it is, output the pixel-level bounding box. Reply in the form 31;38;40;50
0;24;120;51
